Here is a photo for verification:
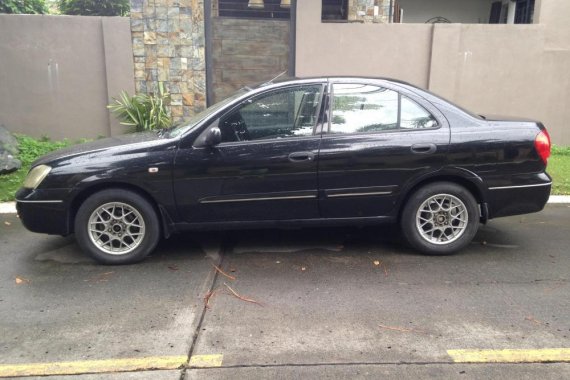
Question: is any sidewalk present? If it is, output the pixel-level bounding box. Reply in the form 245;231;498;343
2;196;569;214
0;202;15;214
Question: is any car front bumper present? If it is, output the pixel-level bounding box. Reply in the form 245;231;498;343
15;188;72;236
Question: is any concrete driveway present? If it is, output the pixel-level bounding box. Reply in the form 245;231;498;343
1;204;569;379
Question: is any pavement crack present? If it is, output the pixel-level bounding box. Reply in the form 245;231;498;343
186;360;570;371
180;235;231;380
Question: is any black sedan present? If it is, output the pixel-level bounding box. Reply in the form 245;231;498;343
16;77;552;264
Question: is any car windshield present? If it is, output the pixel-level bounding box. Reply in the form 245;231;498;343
168;88;251;138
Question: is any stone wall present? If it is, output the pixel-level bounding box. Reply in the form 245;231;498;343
211;17;290;103
130;0;207;122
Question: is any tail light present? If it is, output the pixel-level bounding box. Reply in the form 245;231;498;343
534;129;551;165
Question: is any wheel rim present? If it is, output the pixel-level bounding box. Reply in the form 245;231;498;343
415;194;468;245
87;202;146;255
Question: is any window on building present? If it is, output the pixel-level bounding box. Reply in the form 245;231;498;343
331;0;536;25
218;0;290;19
489;1;502;24
330;84;437;134
514;0;535;24
322;0;349;21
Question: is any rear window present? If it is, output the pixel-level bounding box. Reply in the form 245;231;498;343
330;83;438;134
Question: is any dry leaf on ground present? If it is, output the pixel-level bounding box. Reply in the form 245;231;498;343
213;264;236;280
15;276;30;285
224;283;262;306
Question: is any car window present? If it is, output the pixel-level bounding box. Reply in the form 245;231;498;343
168;88;249;138
331;84;399;134
219;85;323;143
330;83;437;134
400;96;438;129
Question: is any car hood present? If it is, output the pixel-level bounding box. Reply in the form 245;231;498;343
32;132;169;167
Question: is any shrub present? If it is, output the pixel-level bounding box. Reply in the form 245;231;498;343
58;0;129;16
108;84;172;133
0;0;47;14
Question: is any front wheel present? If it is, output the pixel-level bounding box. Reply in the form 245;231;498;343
74;189;160;264
400;182;479;255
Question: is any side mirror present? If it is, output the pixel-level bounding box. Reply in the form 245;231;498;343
194;125;222;148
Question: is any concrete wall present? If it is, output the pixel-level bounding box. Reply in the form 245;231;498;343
296;0;570;145
211;18;289;103
0;15;134;140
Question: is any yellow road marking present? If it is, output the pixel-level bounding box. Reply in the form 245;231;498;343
448;348;570;363
189;354;223;368
0;356;187;378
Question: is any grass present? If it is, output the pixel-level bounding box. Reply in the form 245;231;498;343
0;135;74;202
549;145;570;195
1;136;569;202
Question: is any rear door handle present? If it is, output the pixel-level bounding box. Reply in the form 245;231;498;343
288;151;315;162
411;143;437;154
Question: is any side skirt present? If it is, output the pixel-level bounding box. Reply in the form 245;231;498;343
171;215;395;232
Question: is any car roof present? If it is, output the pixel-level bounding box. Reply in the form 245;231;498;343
254;75;413;87
255;76;479;119
250;76;425;96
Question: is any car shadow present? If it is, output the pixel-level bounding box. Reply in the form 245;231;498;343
29;222;514;267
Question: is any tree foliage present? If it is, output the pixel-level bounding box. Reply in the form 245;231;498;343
0;0;47;14
58;0;129;16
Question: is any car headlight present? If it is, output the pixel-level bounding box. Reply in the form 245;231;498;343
23;165;52;189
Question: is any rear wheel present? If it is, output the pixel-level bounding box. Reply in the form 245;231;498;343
401;182;479;255
75;189;160;264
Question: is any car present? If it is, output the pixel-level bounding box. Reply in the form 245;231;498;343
16;77;552;264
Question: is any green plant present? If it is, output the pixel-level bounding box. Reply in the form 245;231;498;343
552;145;570;156
16;135;71;166
58;0;129;16
108;84;172;132
0;135;75;202
0;0;47;14
549;145;570;195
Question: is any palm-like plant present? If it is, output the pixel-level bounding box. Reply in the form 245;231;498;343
108;83;172;132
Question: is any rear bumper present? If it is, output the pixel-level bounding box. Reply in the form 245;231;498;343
15;188;71;236
485;173;551;219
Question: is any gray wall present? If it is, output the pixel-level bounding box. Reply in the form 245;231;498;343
296;0;570;145
0;15;134;140
211;18;289;103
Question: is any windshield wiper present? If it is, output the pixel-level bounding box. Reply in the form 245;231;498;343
156;127;172;137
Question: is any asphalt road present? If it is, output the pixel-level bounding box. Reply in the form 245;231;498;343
1;204;569;379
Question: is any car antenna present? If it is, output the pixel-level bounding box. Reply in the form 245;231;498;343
262;71;288;86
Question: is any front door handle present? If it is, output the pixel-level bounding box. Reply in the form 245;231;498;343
411;143;437;155
288;151;315;162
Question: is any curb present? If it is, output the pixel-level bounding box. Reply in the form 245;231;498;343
2;196;570;214
0;202;16;214
547;195;570;204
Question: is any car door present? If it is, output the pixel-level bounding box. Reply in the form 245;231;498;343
173;83;326;224
317;80;450;219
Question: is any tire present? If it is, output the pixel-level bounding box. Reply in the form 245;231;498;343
74;189;160;264
400;182;479;255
